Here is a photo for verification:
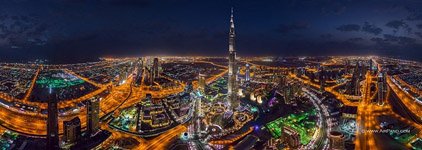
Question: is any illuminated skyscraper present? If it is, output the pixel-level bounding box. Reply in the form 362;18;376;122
377;72;385;105
87;98;100;136
135;58;143;86
283;126;300;149
227;8;239;110
47;94;60;150
319;67;326;92
63;117;81;145
278;75;286;87
190;93;203;139
185;82;193;93
245;64;250;81
328;131;345;150
152;57;159;79
198;73;206;93
283;85;293;104
136;101;143;132
348;63;360;96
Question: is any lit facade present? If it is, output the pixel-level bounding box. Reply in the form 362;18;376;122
87;98;100;136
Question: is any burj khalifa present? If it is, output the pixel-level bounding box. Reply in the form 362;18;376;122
227;8;239;110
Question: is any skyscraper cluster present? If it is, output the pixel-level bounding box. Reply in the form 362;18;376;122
47;96;100;149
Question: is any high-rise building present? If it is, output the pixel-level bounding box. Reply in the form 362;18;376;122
345;60;350;74
328;131;345;150
149;67;154;86
319;67;326;92
227;8;239;110
63;117;81;145
135;58;144;86
283;85;293;104
277;75;287;91
245;64;250;81
190;93;203;139
377;72;385;105
87;98;100;136
152;58;159;79
283;126;300;149
185;82;193;93
135;102;143;132
198;73;206;93
47;94;60;150
347;63;361;96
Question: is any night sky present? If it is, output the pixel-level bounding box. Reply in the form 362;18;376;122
0;0;422;63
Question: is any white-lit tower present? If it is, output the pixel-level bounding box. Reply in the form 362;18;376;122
227;8;239;110
245;63;250;82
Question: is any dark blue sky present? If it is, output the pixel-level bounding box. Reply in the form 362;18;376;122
0;0;421;63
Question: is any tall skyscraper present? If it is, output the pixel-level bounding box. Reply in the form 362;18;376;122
87;98;100;136
245;64;250;82
135;58;144;86
328;131;345;150
283;126;300;149
377;72;385;105
47;94;59;150
135;102;142;132
190;93;203;139
198;73;206;93
319;67;326;92
227;8;239;110
152;57;159;79
345;60;350;74
283;85;293;104
278;75;286;87
63;117;81;145
185;82;193;93
348;63;361;96
149;68;154;86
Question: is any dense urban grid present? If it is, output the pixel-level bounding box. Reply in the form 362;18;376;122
0;8;421;150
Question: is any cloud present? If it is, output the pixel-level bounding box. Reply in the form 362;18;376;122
404;5;422;21
336;24;360;32
97;0;152;7
415;32;422;39
0;14;49;48
417;24;422;29
320;33;333;39
383;34;416;45
385;20;411;33
362;22;383;35
385;20;405;29
321;5;347;15
275;22;309;33
370;37;387;45
348;37;364;42
407;14;422;21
